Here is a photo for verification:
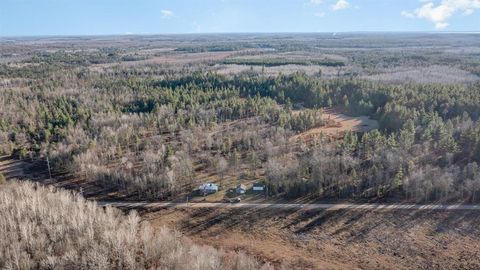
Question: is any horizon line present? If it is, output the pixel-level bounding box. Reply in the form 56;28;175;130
2;30;480;39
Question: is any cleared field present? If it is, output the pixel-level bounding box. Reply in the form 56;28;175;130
145;207;480;269
214;64;348;77
90;51;236;69
291;110;379;141
363;65;480;84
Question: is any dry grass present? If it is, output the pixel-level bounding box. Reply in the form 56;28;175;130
146;206;480;270
363;65;479;84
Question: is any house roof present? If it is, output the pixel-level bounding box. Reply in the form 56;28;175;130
199;183;218;190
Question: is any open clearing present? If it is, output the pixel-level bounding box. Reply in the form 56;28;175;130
363;65;480;84
90;51;236;70
292;110;379;141
144;207;480;269
214;64;349;77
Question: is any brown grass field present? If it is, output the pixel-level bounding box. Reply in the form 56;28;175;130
144;206;480;269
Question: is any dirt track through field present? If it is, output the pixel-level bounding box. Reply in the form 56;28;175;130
99;201;480;211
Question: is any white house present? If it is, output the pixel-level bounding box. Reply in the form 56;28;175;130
198;183;219;195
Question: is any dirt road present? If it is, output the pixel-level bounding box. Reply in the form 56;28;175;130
3;155;479;212
99;201;480;211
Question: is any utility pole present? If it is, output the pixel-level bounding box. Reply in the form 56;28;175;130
46;155;52;181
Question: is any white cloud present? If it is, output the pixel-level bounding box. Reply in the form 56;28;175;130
402;0;480;29
161;9;174;18
332;0;350;11
401;11;415;18
310;0;324;4
314;11;326;17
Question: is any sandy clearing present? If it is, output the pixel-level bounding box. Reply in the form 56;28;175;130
292;110;379;141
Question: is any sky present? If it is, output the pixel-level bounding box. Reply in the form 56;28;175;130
1;0;479;36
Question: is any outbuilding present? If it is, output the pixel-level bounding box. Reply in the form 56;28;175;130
252;183;265;192
236;184;247;194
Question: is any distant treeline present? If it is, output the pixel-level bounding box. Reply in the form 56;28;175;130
222;57;345;67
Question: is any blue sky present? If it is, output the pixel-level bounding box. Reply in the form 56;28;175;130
1;0;479;36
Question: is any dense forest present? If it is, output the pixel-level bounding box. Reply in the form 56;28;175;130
1;34;480;204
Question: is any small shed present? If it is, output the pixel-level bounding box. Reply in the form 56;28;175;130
252;183;265;192
198;183;219;195
236;184;247;194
